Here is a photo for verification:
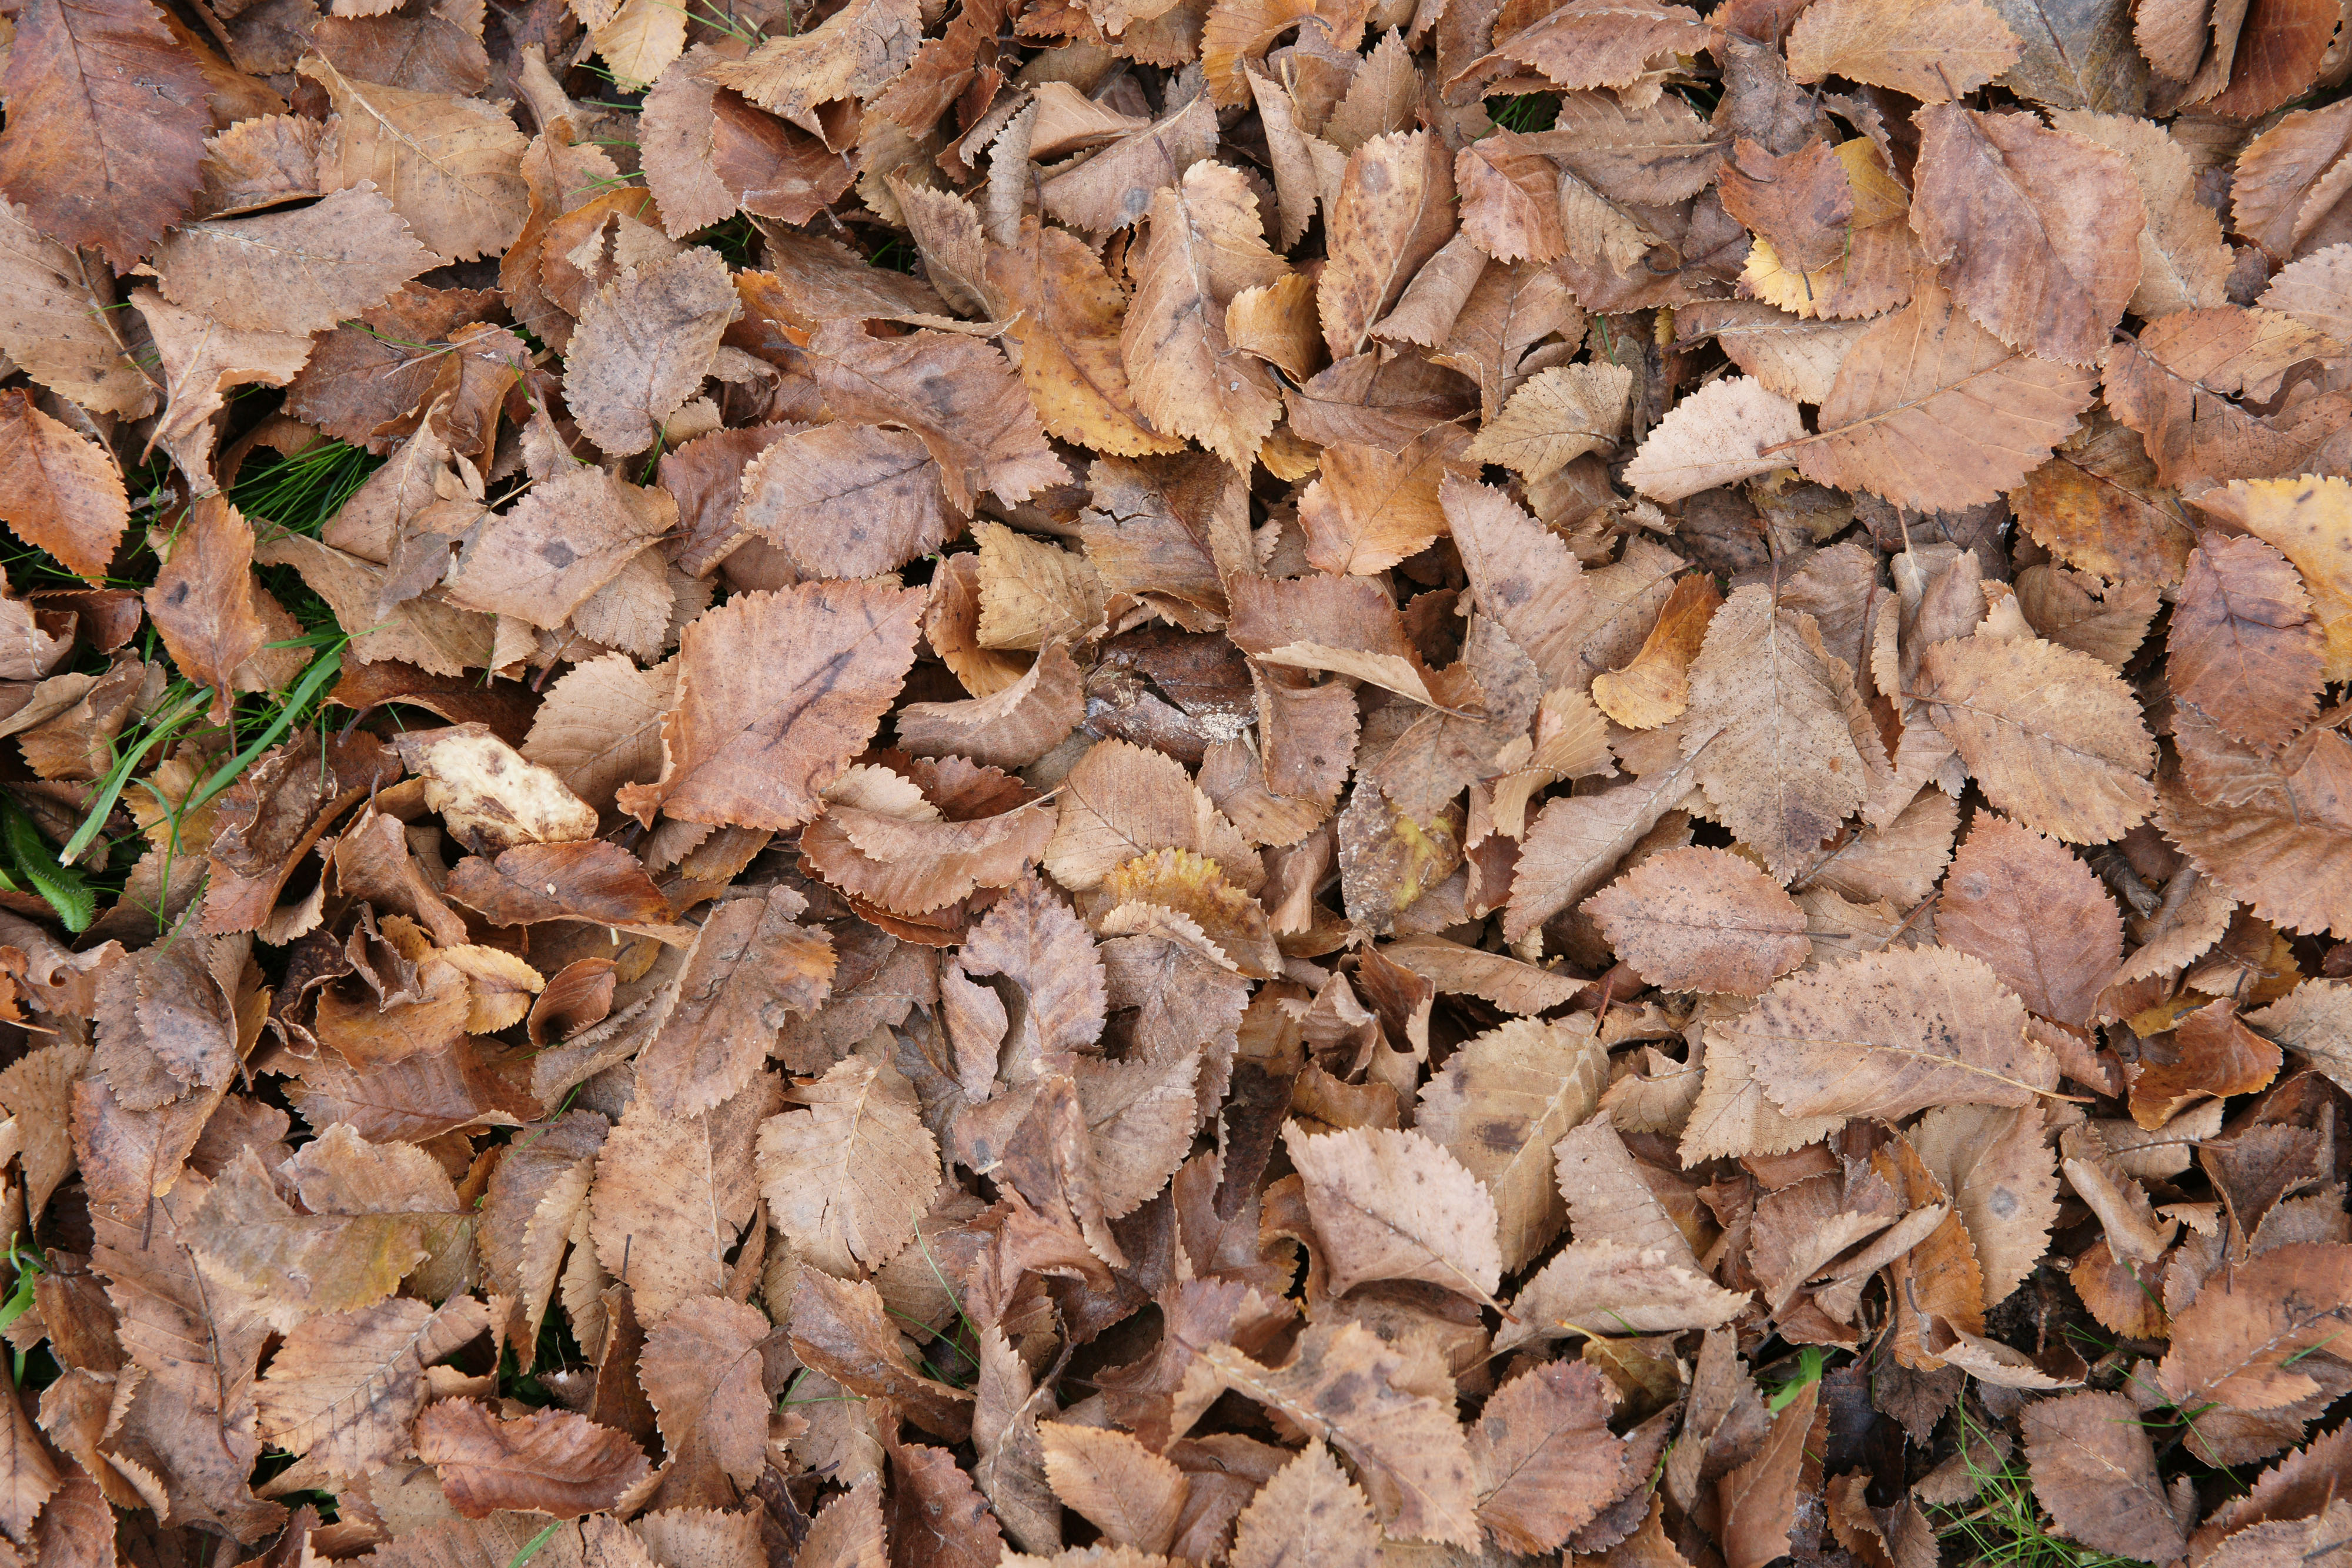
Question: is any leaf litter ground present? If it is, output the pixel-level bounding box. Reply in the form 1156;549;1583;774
1;0;2351;1565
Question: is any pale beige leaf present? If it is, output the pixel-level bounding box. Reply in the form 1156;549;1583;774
1039;1423;1187;1554
1623;377;1807;504
1282;1124;1504;1302
1497;1240;1750;1352
1728;945;2055;1124
1918;630;2156;844
522;653;674;815
1414;1016;1608;1272
1463;362;1633;483
1553;1114;1699;1266
565;248;737;459
1229;1442;1381;1568
1585;845;1810;995
756;1055;938;1278
393;723;599;854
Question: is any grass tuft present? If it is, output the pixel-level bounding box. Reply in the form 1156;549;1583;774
229;438;382;537
40;439;372;914
1485;92;1559;133
1933;1408;2141;1568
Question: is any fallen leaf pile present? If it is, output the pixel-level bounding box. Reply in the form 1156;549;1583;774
8;0;2352;1562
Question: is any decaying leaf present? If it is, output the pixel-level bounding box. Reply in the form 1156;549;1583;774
1584;845;1810;996
12;6;2352;1566
757;1055;938;1277
2022;1391;2188;1561
1726;946;2056;1124
1283;1124;1503;1303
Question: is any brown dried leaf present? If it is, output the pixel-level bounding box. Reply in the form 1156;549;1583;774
1715;1381;1815;1568
1039;1424;1185;1553
480;1108;606;1354
1122;162;1291;472
897;643;1084;771
1462;362;1633;484
1910;103;2143;367
1469;1359;1629;1553
619;580;925;830
639;1295;773;1500
1282;1123;1503;1302
991;216;1184;458
2169;533;2325;749
2020;1390;2187;1561
1037;94;1220;237
792;1268;973;1441
2049;109;2231;318
1498;1239;1749;1350
1320;131;1456;361
590;1095;757;1328
1300;423;1473;576
637;886;835;1118
564;248;739;458
1201;1319;1481;1546
1909;1104;2059;1308
2101;309;2346;491
445;840;670;927
1623;377;1808;505
1592;573;1720;731
1455;132;1565;265
757;1055;938;1276
1682;587;1867;880
1585;845;1810;996
1918;630;2156;844
253;1295;490;1476
0;391;130;583
1229;1442;1381;1568
704;0;922;138
188;1133;465;1320
810;319;1068;514
0;0;211;270
1935;813;2122;1027
415;1397;652;1519
144;498;294;714
155;184;434;339
1792;280;2098;511
1729;945;2055;1123
1415;1017;1606;1272
443;467;673;632
302;57;531;265
1785;0;2023;101
0;202;154;419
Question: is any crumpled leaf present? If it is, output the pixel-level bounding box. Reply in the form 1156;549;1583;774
415;1398;652;1519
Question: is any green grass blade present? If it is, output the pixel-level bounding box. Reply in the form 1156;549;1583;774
58;687;212;866
4;803;95;932
186;647;345;815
